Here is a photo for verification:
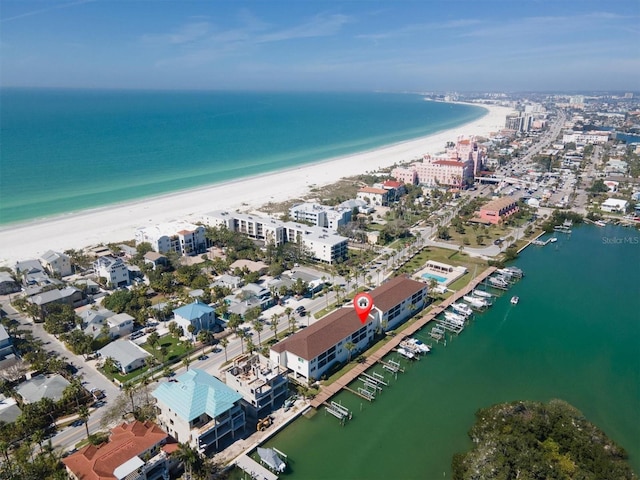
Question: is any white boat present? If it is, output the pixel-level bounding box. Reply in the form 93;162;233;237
397;347;415;359
463;295;488;308
451;303;473;316
510;296;519;305
550;237;557;243
503;266;524;277
445;311;466;324
408;338;431;354
488;276;509;288
257;447;286;473
472;289;493;298
595;220;606;227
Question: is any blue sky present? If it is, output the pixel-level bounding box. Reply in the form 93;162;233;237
1;0;639;91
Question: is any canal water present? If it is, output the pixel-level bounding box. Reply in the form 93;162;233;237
260;224;640;479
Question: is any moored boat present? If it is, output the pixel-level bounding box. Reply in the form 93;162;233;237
397;347;415;359
510;296;519;305
408;337;431;354
451;302;473;316
472;289;493;298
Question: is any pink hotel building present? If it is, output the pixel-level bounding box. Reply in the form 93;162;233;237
391;136;486;188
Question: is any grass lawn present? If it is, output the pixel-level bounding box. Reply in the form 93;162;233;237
143;334;193;363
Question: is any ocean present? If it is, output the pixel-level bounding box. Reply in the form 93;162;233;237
0;89;483;225
260;225;640;479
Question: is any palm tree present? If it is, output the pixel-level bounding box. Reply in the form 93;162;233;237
284;307;293;334
78;405;90;439
122;383;136;416
103;356;118;374
147;331;160;350
173;442;199;479
288;314;297;335
237;330;246;354
182;356;192;371
252;319;263;346
159;345;168;364
31;429;45;453
270;313;280;341
220;338;229;362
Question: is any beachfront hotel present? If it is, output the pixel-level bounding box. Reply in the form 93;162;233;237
391;136;485;188
204;211;348;264
152;369;246;453
270;276;427;381
135;221;207;257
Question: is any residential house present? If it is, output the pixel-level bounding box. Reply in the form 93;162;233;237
62;420;178;480
173;301;217;340
475;197;520;224
30;286;84;315
0;271;20;295
98;340;150;374
211;274;243;290
135;221;207;257
15;259;50;286
16;374;70;404
152;369;246;453
270;276;427;381
0;324;16;364
356;186;389;206
94;256;130;288
601;198;628;213
40;250;73;277
0;394;22;425
223;354;288;420
143;251;168;271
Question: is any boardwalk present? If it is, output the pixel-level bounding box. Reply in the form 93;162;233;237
310;267;497;409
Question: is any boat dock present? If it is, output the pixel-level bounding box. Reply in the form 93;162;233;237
310;267;497;409
236;454;278;480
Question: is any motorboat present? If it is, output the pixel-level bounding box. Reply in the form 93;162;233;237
397;347;415;359
595;220;606;227
488;276;509;289
408;338;431;354
503;266;524;277
510;296;519;305
444;311;466;324
463;295;488;309
549;237;558;243
451;302;473;316
472;289;493;298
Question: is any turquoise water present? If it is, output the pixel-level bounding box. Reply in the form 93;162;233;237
0;89;484;224
421;272;447;283
262;225;640;479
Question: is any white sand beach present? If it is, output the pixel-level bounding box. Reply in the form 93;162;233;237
0;103;512;268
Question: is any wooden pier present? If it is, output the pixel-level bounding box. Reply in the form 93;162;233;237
310;267;497;409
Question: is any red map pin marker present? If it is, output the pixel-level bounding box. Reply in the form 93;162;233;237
353;293;374;324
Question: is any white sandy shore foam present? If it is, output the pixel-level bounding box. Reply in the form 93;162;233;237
0;103;512;268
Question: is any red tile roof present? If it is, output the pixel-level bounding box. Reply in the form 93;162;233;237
62;421;172;480
358;186;388;194
272;276;426;360
382;180;402;188
433;160;465;167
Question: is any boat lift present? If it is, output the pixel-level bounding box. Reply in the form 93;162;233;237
325;401;352;425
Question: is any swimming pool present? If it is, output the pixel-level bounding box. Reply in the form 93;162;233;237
421;272;447;283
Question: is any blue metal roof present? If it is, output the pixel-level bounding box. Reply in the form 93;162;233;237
173;301;214;321
152;369;241;422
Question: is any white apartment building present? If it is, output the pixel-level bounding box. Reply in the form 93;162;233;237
204;211;348;264
135;221;207;256
93;256;130;288
270;276;427;381
288;202;352;230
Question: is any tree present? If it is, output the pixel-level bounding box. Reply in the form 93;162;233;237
252;319;263;346
237;330;246;354
284;307;293;333
182;356;192;371
220;338;229;362
187;323;196;339
103;356;118;374
227;314;242;336
270;313;280;341
147;331;160;350
78;404;90;438
197;330;214;357
173;443;203;480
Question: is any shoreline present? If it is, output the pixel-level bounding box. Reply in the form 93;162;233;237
0;102;511;267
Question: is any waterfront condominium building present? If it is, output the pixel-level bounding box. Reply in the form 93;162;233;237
270;276;427;381
204;211;348;264
135;221;207;256
152;369;246;453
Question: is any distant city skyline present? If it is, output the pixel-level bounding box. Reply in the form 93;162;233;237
1;0;639;91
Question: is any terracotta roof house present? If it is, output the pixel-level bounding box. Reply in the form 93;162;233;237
62;420;177;480
270;276;427;381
